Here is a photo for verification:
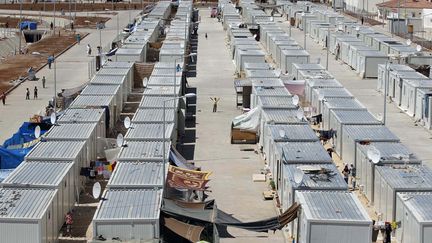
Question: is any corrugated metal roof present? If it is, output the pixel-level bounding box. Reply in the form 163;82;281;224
58;108;105;123
397;192;432;222
281;49;309;56
307;79;342;89
251;78;285;87
404;79;432;88
103;61;134;69
97;68;131;76
292;63;324;70
357;142;419;161
147;76;182;86
1;161;74;186
118;141;168;161
143;86;177;97
331;110;380;124
125;123;174;141
324;98;364;109
70;95;114;107
81;85;121;96
90;75;126;85
94;189;162;220
376;165;432;190
342;125;400;142
253;86;291;96
139;96;178;108
262;108;304;124
316;88;353;97
26;141;86;160
151;68;182;77
107;161;163;188
268;124;318;142
131;108;175;123
258;96;297;109
245;69;278;78
237;49;266;56
244;62;273;70
44;123;96;140
0;188;57;219
154;62;184;69
284;163;348;189
277;141;332;163
299;70;334;79
297;191;371;221
116;48;144;55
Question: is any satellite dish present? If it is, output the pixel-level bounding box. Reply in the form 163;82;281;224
318;93;325;101
50;113;56;125
270;17;274;22
292;95;299;106
34;125;41;139
275;68;282;76
416;44;422;52
279;129;286;138
367;147;381;164
253;34;257;40
116;133;124;147
293;169;305;184
296;109;304;120
406;39;412;46
92;182;101;199
142;77;148;88
124;117;131;129
355;26;360;31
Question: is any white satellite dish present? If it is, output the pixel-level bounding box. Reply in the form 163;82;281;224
296;109;304;120
367;147;381;164
279;129;286;138
180;43;184;49
318;93;325;101
50;113;56;125
406;39;412;46
142;77;148;88
116;133;124;147
34;126;41;139
292;95;299;106
270;17;274;22
124;117;131;129
253;34;257;40
293;169;305;184
416;44;422;52
275;68;282;76
92;182;101;199
355;26;360;31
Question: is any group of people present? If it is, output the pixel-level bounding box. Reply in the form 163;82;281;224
342;163;356;189
25;87;38;100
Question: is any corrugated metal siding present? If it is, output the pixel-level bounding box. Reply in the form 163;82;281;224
70;95;114;107
277;142;332;162
58;108;105;123
103;61;134;69
81;85;120;96
147;76;181;86
299;70;334;79
325;98;364;109
284;163;347;189
118;141;168;160
154;62;184;69
253;86;291;96
331;110;380;124
269;124;318;141
398;192;432;222
297;191;370;221
97;68;130;76
307;79;342;88
2;161;73;186
139;96;178;108
251;79;285;87
0;188;57;219
258;96;296;108
292;63;324;70
357;142;417;160
317;88;353;97
244;62;272;70
107;162;163;188
26;141;85;160
94;189;162;220
132;108;175;123
91;75;126;85
151;68;181;77
245;69;278;78
263;109;304;123
376;165;432;190
44;123;96;139
343;125;399;141
116;48;143;55
125;123;174;141
143;86;177;96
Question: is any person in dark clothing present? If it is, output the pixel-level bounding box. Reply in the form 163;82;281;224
383;223;392;243
205;33;208;39
50;22;53;30
210;97;220;112
1;92;5;105
361;16;364;25
342;164;350;184
34;86;38;99
25;88;30;100
326;148;334;158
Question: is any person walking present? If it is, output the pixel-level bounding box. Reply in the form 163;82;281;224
361;16;364;25
350;163;356;189
1;92;5;105
342;164;350;184
50;22;53;30
65;211;73;237
47;55;54;69
335;42;341;61
210;97;220;112
76;33;81;44
42;76;46;88
71;21;74;31
87;44;92;56
34;86;38;99
205;33;208;39
25;88;30;100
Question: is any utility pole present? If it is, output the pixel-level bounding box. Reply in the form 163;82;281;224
18;0;23;54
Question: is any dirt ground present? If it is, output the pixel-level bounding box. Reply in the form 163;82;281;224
0;3;150;12
0;16;38;28
0;30;86;93
73;16;110;29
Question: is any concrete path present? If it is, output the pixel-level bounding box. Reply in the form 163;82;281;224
275;16;432;166
0;10;139;143
189;9;285;243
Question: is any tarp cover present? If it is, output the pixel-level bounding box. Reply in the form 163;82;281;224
170;146;196;170
3;122;49;148
0;146;32;169
232;107;261;132
284;79;305;97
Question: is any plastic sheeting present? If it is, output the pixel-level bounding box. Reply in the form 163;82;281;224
0;146;32;169
232;107;261;132
2;122;50;148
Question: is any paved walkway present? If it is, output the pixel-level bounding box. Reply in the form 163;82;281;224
190;9;285;243
276;16;432;166
0;10;139;143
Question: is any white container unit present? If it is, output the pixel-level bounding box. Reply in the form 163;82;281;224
115;47;146;62
294;191;372;243
232;44;261;60
159;48;185;63
329;109;381;159
69;95;118;129
291;63;324;80
256;96;297;110
81;84;124;109
269;142;332;186
415;88;432;129
245;69;278;79
139;96;179;109
147;76;182;89
298;69;334;81
117;141;169;162
0;188;59;243
341;125;400;168
1;161;76;232
305;79;343;104
322;97;365;130
280;49;310;75
97;67;133;94
250;85;291;108
92;189;163;242
244;62;273;71
124;123;175;142
396;192;432;243
393;72;428;106
356;50;388;78
356;142;421;204
234;49;266;73
348;44;374;70
262;124;318;166
311;88;353;115
387;69;419;99
107;161;164;189
143;86;179;97
374;165;432;222
58;108;106;138
377;64;414;93
90;74;129;101
132;108;176;124
401;79;432;116
340;40;364;64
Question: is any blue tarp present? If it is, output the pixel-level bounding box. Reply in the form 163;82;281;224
3;122;50;148
0;147;32;169
19;21;37;30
